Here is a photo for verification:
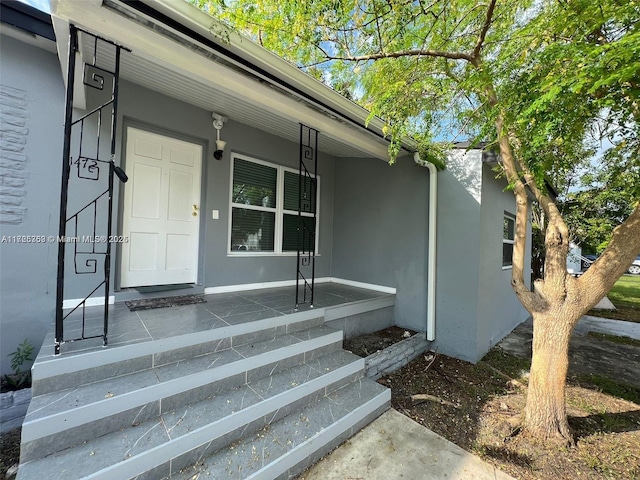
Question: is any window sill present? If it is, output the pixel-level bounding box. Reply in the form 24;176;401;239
502;265;513;270
227;252;321;258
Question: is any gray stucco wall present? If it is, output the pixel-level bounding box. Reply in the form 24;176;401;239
62;79;335;298
434;151;532;363
0;35;65;375
433;150;483;362
331;155;430;332
475;164;531;356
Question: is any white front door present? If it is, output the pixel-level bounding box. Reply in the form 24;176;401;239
120;127;203;287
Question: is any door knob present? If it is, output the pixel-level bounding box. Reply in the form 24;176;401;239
192;205;199;216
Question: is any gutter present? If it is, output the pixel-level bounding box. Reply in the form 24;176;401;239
414;153;437;341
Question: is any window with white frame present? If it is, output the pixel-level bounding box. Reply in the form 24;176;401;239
502;212;515;268
229;154;319;254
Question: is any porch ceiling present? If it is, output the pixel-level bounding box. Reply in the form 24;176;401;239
50;0;394;160
116;50;373;159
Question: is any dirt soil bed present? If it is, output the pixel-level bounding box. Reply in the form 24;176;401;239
343;326;418;357
1;428;20;478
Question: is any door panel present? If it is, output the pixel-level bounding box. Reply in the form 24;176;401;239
121;127;202;287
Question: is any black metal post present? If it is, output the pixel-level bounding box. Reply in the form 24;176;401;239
103;45;122;347
55;24;78;355
295;124;318;310
54;26;130;355
295;124;303;309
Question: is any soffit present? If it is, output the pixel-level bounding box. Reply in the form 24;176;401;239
50;0;392;160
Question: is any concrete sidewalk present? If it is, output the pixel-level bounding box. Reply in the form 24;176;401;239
299;409;514;480
574;315;640;340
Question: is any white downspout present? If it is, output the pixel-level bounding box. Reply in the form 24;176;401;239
414;153;437;341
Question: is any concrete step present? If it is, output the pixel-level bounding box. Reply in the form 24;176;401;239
20;325;342;463
31;309;324;396
16;351;374;480
169;378;391;480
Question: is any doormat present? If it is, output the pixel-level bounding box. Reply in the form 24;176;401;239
134;284;194;294
125;295;206;311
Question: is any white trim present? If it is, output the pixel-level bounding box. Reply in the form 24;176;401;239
62;296;115;309
204;278;331;295
502;212;515;268
328;278;396;294
204;277;396;295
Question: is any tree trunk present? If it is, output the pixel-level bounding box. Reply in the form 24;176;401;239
524;310;579;442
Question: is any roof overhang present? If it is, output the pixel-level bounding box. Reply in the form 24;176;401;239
0;1;57;53
49;0;397;160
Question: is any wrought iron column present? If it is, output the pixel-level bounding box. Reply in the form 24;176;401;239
295;124;318;310
54;26;130;355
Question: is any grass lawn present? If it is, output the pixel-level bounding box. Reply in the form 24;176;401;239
607;275;640;307
588;275;640;323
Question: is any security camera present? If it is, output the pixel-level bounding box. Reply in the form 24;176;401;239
214;140;226;160
212;113;227;160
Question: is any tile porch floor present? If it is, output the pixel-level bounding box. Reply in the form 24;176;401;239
37;283;389;360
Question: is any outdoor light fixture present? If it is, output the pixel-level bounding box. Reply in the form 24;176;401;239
212;112;227;160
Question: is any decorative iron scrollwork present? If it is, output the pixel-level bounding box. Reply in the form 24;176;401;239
295;125;318;311
55;25;130;355
83;64;109;90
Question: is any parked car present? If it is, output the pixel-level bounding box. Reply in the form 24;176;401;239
629;256;640;275
582;254;598;270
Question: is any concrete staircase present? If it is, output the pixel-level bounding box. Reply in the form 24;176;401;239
17;308;390;479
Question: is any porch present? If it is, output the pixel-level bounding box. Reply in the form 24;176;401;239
18;282;393;479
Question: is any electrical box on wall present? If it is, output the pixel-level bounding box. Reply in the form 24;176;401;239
212;210;219;220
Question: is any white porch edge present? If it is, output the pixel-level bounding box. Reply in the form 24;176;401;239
204;277;330;294
204;277;396;295
328;278;396;294
62;296;115;309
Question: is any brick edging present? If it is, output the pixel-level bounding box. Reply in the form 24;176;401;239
0;388;31;433
364;333;431;380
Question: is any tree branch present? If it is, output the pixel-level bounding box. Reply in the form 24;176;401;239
497;119;541;312
578;203;640;309
325;48;474;63
473;0;497;60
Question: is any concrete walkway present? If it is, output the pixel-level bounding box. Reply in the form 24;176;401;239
574;315;640;340
498;316;640;390
300;315;640;480
299;409;514;480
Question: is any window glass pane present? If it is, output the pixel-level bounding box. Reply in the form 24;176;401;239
231;208;275;251
282;214;316;252
503;243;514;267
232;159;277;208
503;215;515;240
283;171;316;213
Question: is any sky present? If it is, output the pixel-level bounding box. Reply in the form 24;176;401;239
18;0;51;13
